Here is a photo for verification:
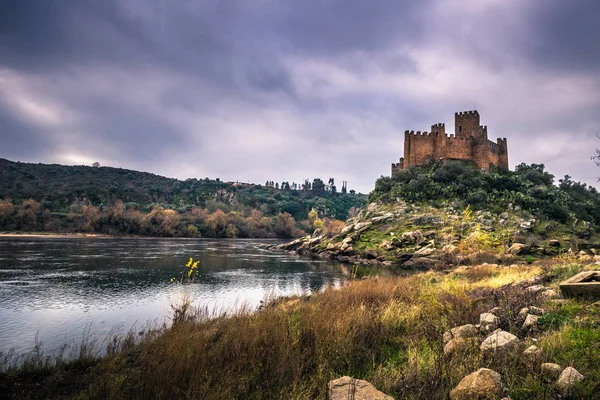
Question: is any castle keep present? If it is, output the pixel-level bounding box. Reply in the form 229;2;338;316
392;110;508;174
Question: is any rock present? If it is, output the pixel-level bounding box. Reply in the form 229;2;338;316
525;285;547;294
401;230;424;245
326;243;336;251
364;248;378;260
442;244;458;255
412;215;443;226
450;324;479;339
449;368;504;400
518;307;530;320
541;363;563;382
488;306;502;315
341;225;355;235
328;376;393;400
414;245;435;257
342;237;354;244
556;367;584;394
520;221;534;230
479;313;500;332
540;289;559;300
444;337;477;356
410;257;435;269
508;243;527;256
371;213;394;224
549;240;561;247
522;314;539;330
443;331;454;345
529;306;545;316
480;330;520;355
521;345;543;369
353;222;372;233
312;228;323;237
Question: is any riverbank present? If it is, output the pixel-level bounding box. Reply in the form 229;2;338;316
0;232;114;238
1;257;598;399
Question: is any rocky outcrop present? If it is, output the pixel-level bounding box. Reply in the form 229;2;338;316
328;376;392;400
449;368;504;400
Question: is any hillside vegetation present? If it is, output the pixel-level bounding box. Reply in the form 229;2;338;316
273;161;600;266
0;159;366;237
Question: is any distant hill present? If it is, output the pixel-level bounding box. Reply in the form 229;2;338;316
0;158;366;237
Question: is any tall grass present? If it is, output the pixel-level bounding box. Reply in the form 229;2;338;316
2;263;599;399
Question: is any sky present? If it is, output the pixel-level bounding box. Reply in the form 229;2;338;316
1;0;600;193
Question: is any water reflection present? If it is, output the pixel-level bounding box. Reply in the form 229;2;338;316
0;237;345;356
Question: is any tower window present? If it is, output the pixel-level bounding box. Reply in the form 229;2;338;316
458;126;462;133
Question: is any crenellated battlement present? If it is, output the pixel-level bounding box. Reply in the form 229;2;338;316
394;110;508;175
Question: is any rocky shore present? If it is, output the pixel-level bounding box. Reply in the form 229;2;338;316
263;201;600;269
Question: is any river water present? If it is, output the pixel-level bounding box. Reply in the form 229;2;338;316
0;237;345;358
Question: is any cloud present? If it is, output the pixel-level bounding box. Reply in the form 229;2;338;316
0;0;599;193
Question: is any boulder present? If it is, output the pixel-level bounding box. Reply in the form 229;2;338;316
521;345;543;369
508;243;527;256
328;376;393;400
340;224;355;235
549;239;561;248
342;237;354;244
371;213;394;224
326;243;336;251
449;368;504;400
444;337;478;356
555;367;584;394
401;230;424;245
364;249;378;260
529;306;545;316
480;330;520;355
541;363;563;382
450;324;479;339
518;307;530;320
522;314;539;330
354;222;372;233
479;313;500;332
414;245;435;257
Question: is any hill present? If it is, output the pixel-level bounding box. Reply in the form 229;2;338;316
270;161;600;266
0;158;366;237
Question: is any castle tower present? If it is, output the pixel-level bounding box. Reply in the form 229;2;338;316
392;110;509;174
455;110;480;138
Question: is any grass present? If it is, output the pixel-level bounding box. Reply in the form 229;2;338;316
2;262;600;399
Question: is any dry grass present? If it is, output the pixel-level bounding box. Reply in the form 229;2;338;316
2;262;599;399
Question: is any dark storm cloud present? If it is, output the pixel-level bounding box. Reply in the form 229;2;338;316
0;0;599;192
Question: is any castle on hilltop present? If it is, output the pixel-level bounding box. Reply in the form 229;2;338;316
391;110;508;174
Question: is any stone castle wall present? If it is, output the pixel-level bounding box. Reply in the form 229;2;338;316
392;111;508;174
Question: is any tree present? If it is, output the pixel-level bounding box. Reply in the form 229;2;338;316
312;178;325;194
328;178;337;194
92;162;100;168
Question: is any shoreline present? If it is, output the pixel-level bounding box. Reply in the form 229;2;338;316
0;232;293;240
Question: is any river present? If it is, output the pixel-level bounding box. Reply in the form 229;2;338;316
0;237;345;358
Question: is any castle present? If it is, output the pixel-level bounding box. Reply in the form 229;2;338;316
391;110;508;174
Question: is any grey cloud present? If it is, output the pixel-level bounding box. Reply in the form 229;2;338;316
0;0;599;193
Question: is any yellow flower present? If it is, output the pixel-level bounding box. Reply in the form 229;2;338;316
186;257;193;267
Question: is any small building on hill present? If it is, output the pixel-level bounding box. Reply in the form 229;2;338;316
392;110;508;174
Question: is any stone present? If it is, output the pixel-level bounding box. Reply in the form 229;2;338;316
529;306;545;316
508;243;527;255
555;367;584;394
549;239;561;247
525;285;547;294
328;376;393;400
414;245;435;257
480;330;520;355
541;363;563;382
442;244;458;255
364;249;378;260
326;243;336;251
444;337;478;356
312;228;323;237
443;331;454;345
559;270;600;298
401;230;424;245
371;213;394;224
340;224;354;235
450;324;479;339
479;313;500;332
518;307;530;319
449;368;504;400
521;345;543;369
522;314;539;330
342;237;354;244
540;289;559;300
353;222;372;233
